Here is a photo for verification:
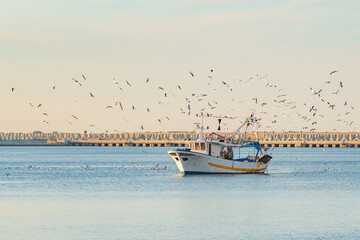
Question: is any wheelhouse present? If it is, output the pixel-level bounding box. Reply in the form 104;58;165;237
186;139;268;162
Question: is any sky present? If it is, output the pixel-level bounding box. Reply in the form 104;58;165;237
1;0;359;133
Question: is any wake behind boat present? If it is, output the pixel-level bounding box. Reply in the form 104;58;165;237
168;114;272;174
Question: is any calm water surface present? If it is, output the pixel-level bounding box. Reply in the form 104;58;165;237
0;147;359;239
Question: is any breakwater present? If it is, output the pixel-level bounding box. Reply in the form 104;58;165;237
1;131;360;148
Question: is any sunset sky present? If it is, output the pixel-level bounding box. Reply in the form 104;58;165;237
1;0;359;133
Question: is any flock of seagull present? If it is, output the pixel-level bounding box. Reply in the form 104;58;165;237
10;68;356;133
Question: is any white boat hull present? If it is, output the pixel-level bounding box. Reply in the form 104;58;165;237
168;150;269;174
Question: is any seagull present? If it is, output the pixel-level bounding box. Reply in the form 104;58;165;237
177;85;181;90
37;104;42;108
330;70;338;75
190;71;194;77
11;88;15;92
157;119;161;123
43;112;48;116
141;125;144;130
82;74;86;80
340;82;343;88
89;92;95;97
115;101;123;110
132;105;135;110
113;78;119;84
252;98;258;104
146;78;149;83
314;89;322;95
158;87;164;90
52;86;56;89
245;77;254;83
106;106;113;109
327;102;335;109
332;90;340;94
325;81;331;83
126;80;132;87
147;108;150;112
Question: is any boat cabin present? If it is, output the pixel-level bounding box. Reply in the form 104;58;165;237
186;140;262;161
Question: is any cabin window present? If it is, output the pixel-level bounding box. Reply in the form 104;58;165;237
190;142;195;150
195;143;200;150
201;142;206;150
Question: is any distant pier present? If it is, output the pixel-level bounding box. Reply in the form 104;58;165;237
0;131;359;148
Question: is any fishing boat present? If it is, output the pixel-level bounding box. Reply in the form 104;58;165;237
168;114;272;174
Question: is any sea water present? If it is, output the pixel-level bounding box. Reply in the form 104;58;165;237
0;146;359;240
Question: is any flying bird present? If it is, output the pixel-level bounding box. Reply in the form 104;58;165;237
89;92;95;97
115;101;123;110
146;78;150;83
190;71;194;77
330;70;338;75
126;80;132;87
11;88;15;92
82;74;86;80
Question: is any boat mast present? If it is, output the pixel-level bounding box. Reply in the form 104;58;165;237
200;112;204;141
